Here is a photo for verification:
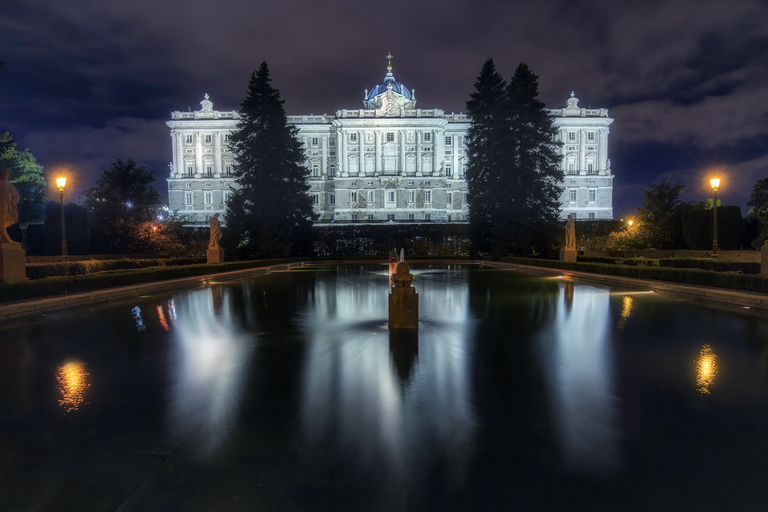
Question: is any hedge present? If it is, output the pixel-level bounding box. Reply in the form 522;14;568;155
499;257;768;294
25;257;205;280
0;259;300;304
657;258;760;274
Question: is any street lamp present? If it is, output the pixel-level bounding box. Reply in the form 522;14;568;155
710;178;720;256
56;177;68;257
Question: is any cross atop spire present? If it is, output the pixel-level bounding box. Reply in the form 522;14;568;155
386;52;393;72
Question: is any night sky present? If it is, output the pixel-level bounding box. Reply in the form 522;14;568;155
2;0;766;217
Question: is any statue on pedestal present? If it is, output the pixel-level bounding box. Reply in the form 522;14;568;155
208;213;222;248
0;168;20;244
565;214;576;250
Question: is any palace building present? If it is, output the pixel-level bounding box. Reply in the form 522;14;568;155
166;59;614;225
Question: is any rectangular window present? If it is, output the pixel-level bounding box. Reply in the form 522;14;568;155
225;166;232;177
329;137;336;147
569;189;577;202
424;133;431;142
368;214;374;221
587;132;595;141
352;214;358;221
589;212;595;220
312;164;320;178
367;190;374;202
311;137;319;146
446;166;453;178
409;214;414;221
463;193;468;205
206;166;213;177
350;191;357;203
205;134;212;144
446;192;452;206
386;132;394;142
424;190;432;203
185;134;193;144
350;133;357;142
311;194;319;205
425;214;431;221
204;191;212;205
387;214;395;221
223;192;229;204
568;132;576;141
186;166;194;176
408;190;415;203
387;191;395;203
589;189;596;202
587;163;594;173
447;215;452;222
330;194;335;205
184;192;193;205
445;136;452;146
329;165;336;177
224;134;230;143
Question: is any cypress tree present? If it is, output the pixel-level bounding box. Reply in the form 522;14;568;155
226;62;317;258
465;59;506;256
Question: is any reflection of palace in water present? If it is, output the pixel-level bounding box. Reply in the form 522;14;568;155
299;268;476;479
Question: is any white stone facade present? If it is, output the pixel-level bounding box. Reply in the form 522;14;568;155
167;69;614;225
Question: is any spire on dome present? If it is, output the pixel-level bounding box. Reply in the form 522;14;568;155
386;52;393;73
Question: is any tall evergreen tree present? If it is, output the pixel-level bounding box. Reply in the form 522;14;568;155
226;62;317;258
465;60;506;255
466;61;562;256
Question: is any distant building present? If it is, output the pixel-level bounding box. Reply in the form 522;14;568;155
167;59;613;225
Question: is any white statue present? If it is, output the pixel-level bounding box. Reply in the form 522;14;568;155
208;213;222;248
565;215;576;250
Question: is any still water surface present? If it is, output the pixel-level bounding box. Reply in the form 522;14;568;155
1;264;768;511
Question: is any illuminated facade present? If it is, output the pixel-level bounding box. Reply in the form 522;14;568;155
167;60;614;225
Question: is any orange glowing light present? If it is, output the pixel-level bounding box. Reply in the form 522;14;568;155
56;177;66;190
695;344;718;394
57;361;90;412
157;306;170;332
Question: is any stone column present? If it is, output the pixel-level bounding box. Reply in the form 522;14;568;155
321;135;328;177
170;132;177;177
579;129;586;176
176;133;184;177
416;131;422;176
399;130;405;175
452;135;459;178
599;128;610;174
194;132;202;178
214;132;222;177
375;130;382;175
435;130;444;175
339;131;346;177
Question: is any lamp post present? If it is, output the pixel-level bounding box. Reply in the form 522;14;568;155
56;177;68;257
710;178;720;256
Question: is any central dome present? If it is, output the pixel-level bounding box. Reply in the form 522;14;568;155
367;70;412;100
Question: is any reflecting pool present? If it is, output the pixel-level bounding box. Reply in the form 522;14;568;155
1;264;768;511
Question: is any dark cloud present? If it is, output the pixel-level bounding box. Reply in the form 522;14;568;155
1;0;766;211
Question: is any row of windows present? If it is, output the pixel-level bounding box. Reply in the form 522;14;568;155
346;213;468;222
347;190;467;204
184;134;231;144
567;131;597;142
569;212;596;220
185;191;230;205
568;189;598;202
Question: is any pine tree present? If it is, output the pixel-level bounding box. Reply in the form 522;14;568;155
466;61;563;256
465;60;506;255
226;62;317;258
493;63;563;255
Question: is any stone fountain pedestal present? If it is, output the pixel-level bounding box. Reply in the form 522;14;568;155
389;261;418;330
559;248;577;262
207;247;225;264
0;243;26;282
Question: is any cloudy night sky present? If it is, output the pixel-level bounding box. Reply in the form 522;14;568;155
1;0;766;217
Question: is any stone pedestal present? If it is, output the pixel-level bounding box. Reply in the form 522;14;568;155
0;243;26;282
207;247;225;264
560;248;577;262
761;241;768;275
389;262;418;330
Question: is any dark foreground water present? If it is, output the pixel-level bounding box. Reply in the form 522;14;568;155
1;264;768;511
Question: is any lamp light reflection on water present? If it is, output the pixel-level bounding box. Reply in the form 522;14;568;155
696;343;718;394
57;361;90;412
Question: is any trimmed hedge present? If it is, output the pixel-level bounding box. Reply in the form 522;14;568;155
313;223;470;257
658;258;760;274
0;259;299;304
499;257;768;294
25;257;205;280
